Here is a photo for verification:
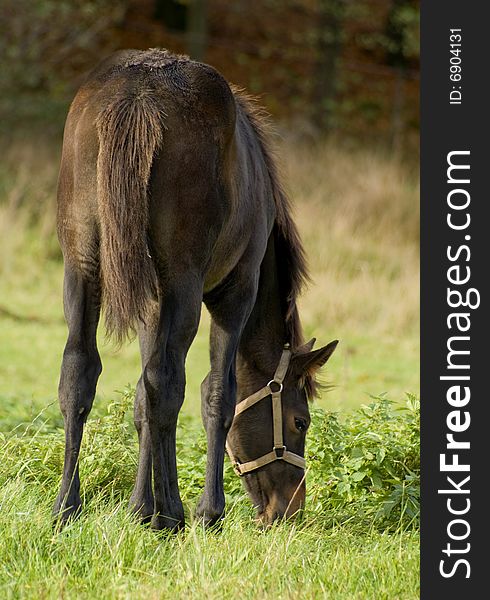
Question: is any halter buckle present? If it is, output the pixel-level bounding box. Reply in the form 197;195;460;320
233;461;244;477
267;380;283;394
273;445;286;458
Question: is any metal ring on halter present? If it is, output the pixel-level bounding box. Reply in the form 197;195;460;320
267;380;283;393
273;445;286;458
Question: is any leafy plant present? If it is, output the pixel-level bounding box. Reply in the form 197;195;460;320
307;393;420;530
0;388;419;532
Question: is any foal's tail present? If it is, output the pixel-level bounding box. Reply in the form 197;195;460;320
96;92;164;343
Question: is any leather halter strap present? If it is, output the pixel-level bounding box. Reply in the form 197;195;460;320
226;345;306;476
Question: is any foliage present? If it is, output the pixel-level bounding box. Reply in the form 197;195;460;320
0;388;419;531
0;0;419;142
307;394;420;530
384;0;420;63
357;0;420;64
0;0;128;126
0;390;419;596
0;315;420;600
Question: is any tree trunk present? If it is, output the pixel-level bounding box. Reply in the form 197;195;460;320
187;0;207;61
313;0;345;134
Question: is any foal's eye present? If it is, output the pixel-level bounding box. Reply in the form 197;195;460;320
294;417;308;432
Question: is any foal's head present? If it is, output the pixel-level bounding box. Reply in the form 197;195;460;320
227;339;338;526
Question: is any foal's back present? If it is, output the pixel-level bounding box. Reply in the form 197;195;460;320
57;49;247;340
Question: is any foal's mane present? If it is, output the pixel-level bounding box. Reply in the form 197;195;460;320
232;88;317;399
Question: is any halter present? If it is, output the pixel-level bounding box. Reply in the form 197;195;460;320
225;344;306;476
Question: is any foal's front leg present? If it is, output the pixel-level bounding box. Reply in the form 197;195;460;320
53;264;102;524
197;276;258;525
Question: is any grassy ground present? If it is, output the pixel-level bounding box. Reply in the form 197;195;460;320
0;484;418;599
0;390;419;599
0;494;419;599
0;137;419;598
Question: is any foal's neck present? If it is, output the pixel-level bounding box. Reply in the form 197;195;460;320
236;234;287;396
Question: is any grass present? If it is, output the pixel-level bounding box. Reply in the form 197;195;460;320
0;487;418;599
0;391;419;599
0;135;419;598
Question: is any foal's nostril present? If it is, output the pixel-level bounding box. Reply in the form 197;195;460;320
271;511;281;524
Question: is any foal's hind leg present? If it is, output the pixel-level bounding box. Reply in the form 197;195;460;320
144;274;202;531
129;323;156;522
53;263;102;524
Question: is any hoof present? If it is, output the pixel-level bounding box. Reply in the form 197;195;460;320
195;498;225;528
199;514;224;531
128;495;154;525
52;495;82;528
150;512;185;533
196;512;224;529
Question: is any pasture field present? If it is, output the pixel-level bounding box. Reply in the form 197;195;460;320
0;137;419;598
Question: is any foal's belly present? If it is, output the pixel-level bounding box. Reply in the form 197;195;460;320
203;235;251;293
202;215;271;295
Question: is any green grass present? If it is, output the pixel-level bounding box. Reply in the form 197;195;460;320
0;226;419;423
0;391;419;599
0;494;419;599
0;138;420;598
0;241;418;426
0;486;418;599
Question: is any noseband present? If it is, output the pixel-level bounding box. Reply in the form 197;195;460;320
226;344;306;476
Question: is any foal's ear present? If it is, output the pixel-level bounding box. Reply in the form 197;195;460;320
295;338;316;354
291;340;339;377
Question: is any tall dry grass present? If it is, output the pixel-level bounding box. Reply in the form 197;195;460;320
0;137;419;403
0;137;419;335
283;140;419;339
0;141;60;271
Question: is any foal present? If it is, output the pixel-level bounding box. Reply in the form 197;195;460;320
54;49;337;530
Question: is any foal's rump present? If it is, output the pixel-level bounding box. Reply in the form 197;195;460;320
57;49;237;342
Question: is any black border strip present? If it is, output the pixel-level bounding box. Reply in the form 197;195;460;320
421;2;489;596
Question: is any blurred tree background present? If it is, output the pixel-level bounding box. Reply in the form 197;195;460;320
0;0;419;147
0;0;420;418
